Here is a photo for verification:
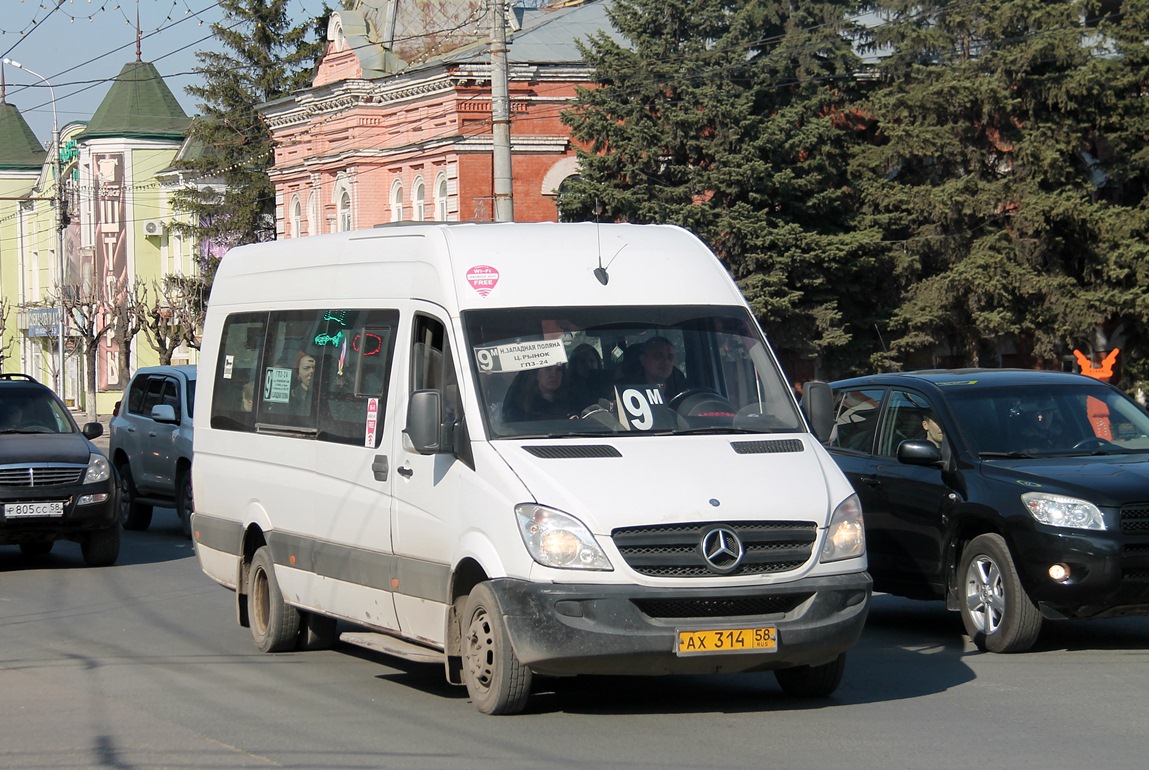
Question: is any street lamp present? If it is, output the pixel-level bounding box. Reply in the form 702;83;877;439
4;58;66;402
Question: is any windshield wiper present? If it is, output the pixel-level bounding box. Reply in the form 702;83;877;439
979;451;1035;459
672;427;759;436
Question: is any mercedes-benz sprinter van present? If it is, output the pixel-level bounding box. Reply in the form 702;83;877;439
192;222;870;714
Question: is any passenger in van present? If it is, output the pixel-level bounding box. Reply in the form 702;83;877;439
638;337;690;401
502;364;572;422
291;351;317;414
567;343;605;412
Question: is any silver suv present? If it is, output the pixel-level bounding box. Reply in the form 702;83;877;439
109;365;196;538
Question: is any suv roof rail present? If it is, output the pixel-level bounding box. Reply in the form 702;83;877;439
0;373;40;383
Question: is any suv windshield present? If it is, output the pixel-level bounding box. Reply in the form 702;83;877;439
462;305;802;439
0;387;75;434
945;382;1149;456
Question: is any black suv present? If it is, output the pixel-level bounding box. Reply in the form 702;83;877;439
825;369;1149;652
0;374;120;566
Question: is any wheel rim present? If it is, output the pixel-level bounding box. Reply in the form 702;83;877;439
464;607;496;693
965;553;1005;635
251;565;271;637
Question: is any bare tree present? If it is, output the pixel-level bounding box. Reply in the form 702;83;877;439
108;280;148;387
0;298;12;370
57;281;116;422
141;276;198;365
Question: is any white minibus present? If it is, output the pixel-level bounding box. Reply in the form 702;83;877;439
192;222;870;714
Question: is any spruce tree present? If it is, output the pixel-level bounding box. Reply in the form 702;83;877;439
171;0;326;250
855;0;1149;379
560;0;893;375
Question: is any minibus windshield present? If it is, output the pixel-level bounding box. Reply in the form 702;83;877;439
462;305;803;439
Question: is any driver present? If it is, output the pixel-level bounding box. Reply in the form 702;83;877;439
638;337;690;401
1016;397;1063;450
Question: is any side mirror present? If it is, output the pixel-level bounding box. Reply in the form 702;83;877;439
801;381;834;442
404;390;443;454
82;422;104;440
897;439;942;466
151;404;178;424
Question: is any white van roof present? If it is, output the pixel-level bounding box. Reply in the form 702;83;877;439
209;222;747;313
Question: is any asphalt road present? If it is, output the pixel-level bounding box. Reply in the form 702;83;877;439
3;526;1149;770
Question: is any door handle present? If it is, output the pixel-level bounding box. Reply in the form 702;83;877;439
371;455;389;482
859;475;881;487
397;466;413;478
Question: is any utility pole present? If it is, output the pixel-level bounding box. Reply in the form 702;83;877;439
489;0;514;222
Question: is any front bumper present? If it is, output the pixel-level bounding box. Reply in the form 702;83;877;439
0;482;118;545
485;572;872;677
1011;525;1149;619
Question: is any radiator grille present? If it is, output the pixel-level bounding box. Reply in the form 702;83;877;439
612;520;817;577
0;465;84;487
632;594;809;619
1120;503;1149;533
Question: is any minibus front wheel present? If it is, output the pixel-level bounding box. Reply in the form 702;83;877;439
248;546;301;653
461;582;532;715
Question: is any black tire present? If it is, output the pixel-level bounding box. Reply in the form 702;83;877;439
176;468;194;540
298;612;339;651
774;653;847;697
81;525;121;567
19;541;54;557
248;546;300;653
958;533;1043;653
461;582;532;715
117;463;153;531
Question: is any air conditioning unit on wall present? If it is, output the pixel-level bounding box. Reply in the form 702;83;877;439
143;219;163;237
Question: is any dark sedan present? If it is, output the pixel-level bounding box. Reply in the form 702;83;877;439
824;369;1149;652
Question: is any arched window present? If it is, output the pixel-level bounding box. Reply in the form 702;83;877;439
434;175;449;221
338;190;352;232
413;177;425;221
291;196;302;238
391;180;404;223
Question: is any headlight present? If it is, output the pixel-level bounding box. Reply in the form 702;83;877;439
821;494;865;563
514;504;612;570
83;453;111;484
1022;492;1105;530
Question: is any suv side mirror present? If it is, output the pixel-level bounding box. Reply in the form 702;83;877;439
801;381;834;442
897;439;942;466
82;422;103;440
404;390;443;454
151;404;179;424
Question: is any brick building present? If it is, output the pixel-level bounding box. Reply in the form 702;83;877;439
260;0;618;233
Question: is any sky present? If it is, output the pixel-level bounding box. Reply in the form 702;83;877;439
0;0;322;146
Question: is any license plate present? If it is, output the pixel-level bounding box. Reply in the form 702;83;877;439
676;626;777;656
4;501;65;519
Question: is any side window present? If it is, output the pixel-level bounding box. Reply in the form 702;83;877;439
877;390;943;458
142;377;166;415
127;376;149;415
411;315;459;421
828;388;884;453
313;309;399;446
211;313;267;432
160;379;180;417
258;311;320;430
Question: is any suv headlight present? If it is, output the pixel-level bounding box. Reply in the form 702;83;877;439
83;453;111;484
1022;492;1105;530
515;504;612;570
821;494;865;562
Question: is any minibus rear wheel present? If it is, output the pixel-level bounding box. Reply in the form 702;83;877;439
248;546;300;653
461;582;532;715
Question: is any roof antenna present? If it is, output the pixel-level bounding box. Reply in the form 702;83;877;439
593;199;610;285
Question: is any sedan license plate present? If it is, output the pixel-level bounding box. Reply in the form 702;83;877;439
676;626;777;656
4;501;65;519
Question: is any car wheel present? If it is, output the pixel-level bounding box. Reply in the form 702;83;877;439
298;612;339;651
248;546;300;653
19;541;54;557
774;653;847;697
959;533;1043;653
117;463;153;531
461;582;532;715
81;524;121;567
176;468;194;540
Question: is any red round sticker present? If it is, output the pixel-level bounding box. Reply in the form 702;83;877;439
466;265;500;297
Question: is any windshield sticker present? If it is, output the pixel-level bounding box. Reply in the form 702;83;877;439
264;367;293;403
223;355;235;380
466;265;500;297
475;339;567;373
615;385;666;431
